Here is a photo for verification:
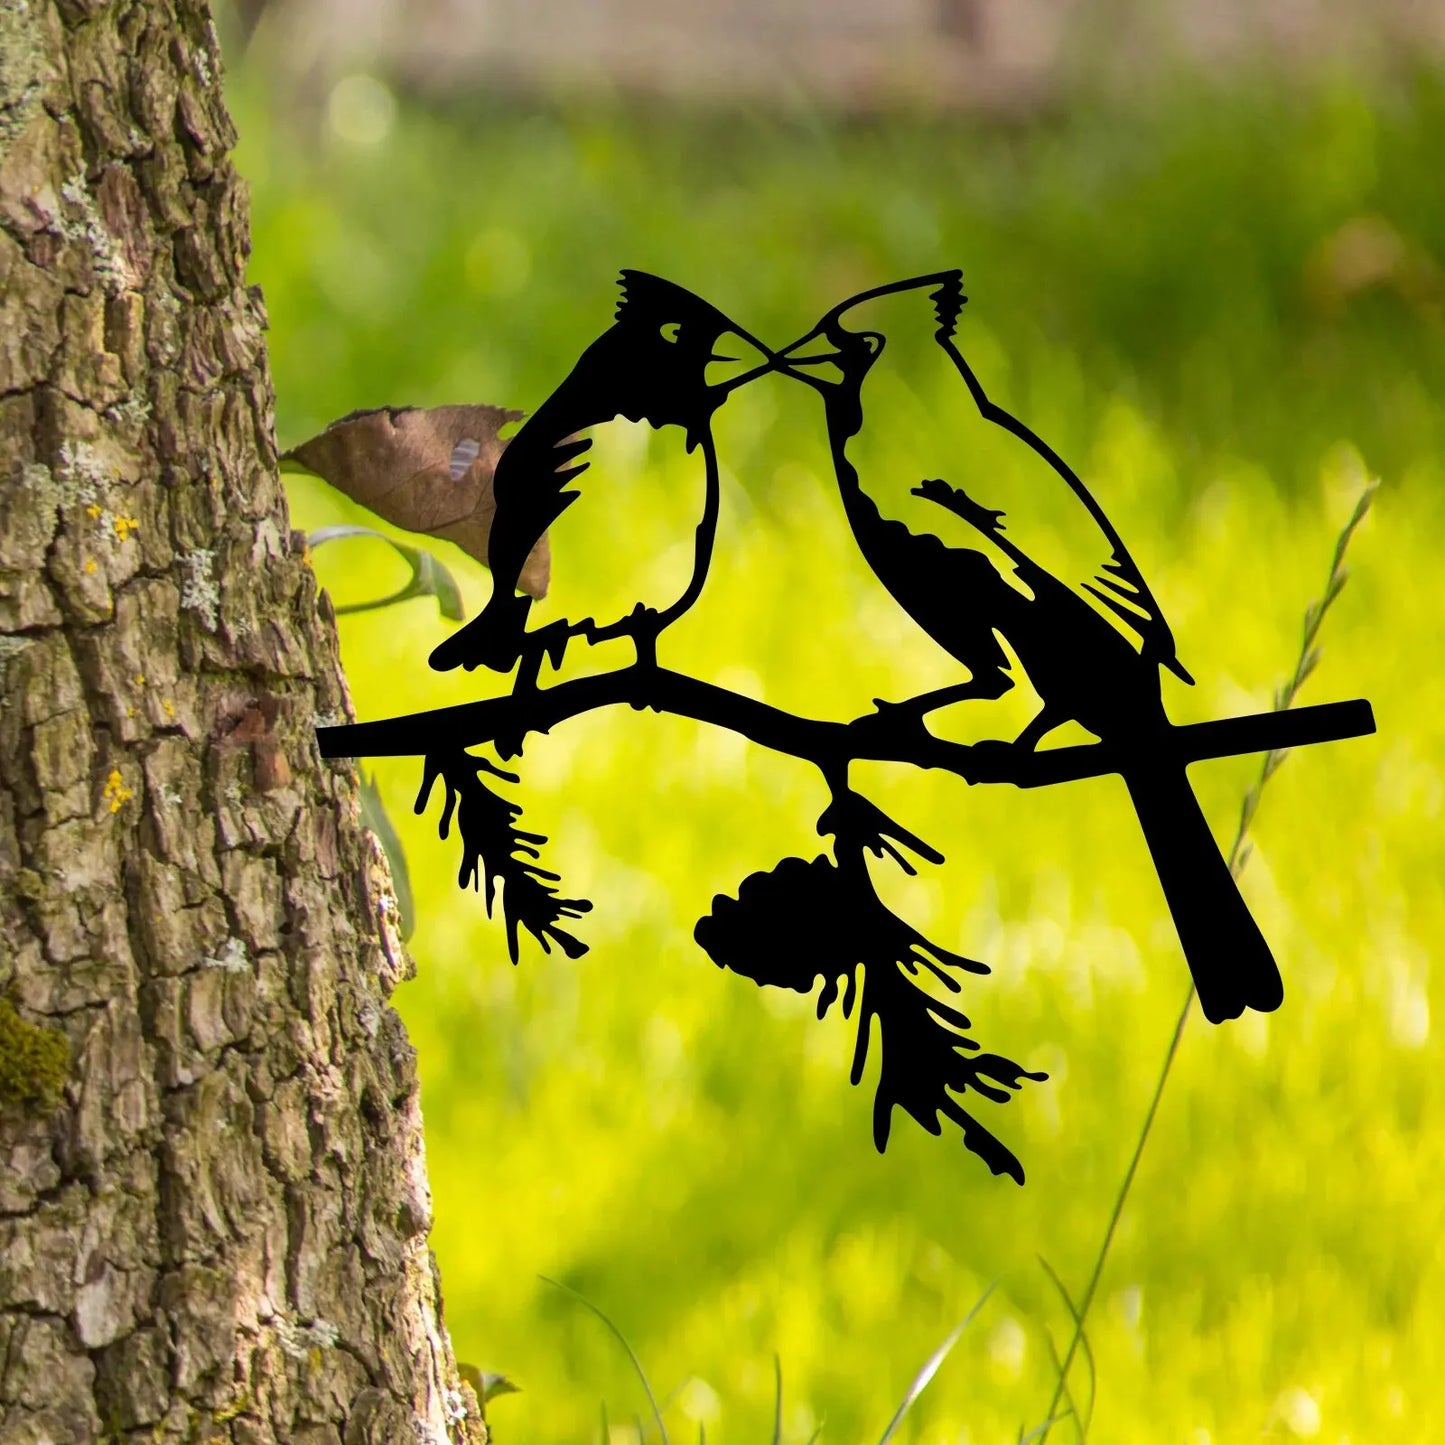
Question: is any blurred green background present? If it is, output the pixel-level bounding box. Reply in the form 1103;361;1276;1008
222;13;1441;1440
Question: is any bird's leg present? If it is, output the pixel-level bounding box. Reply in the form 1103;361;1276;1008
884;671;1014;717
512;644;544;698
579;603;661;666
850;671;1014;755
963;705;1070;784
492;622;575;759
578;603;663;706
626;602;663;675
1013;705;1067;752
625;605;667;711
511;621;573;695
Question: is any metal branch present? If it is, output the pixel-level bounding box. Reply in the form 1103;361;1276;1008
315;660;1374;787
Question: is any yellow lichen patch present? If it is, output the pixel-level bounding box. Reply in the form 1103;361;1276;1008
0;999;70;1113
102;768;134;813
212;1394;253;1425
162;699;176;720
113;513;140;541
134;673;146;686
85;502;104;520
83;558;97;574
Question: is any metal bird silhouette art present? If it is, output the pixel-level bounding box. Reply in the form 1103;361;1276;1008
428;271;774;696
315;267;1376;1180
775;272;1283;1024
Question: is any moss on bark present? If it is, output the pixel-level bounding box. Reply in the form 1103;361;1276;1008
0;997;71;1113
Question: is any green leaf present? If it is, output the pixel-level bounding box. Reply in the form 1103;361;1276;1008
482;1373;522;1402
414;546;465;621
358;771;415;941
309;523;466;621
457;1363;522;1403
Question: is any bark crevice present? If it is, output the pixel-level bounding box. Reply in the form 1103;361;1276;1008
1;3;484;1440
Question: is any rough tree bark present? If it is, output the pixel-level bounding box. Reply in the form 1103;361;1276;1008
0;2;484;1441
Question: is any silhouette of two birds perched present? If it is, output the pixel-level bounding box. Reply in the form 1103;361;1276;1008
429;266;1284;1029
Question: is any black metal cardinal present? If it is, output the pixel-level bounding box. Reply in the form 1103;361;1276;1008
773;272;1282;1025
427;272;774;695
315;269;1375;1182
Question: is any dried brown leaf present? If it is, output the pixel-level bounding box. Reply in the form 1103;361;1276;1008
281;404;549;598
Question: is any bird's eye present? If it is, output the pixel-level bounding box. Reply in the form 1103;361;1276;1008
660;322;682;344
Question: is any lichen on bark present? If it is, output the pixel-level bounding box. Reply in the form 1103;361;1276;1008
0;2;484;1440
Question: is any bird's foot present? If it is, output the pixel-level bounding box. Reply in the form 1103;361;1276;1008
627;604;663;702
913;478;1006;537
628;602;661;653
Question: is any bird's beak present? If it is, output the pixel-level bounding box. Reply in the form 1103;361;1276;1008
774;327;845;388
705;328;777;394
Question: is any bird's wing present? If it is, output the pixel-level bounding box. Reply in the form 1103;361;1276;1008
485;400;594;595
920;333;1191;683
524;414;712;643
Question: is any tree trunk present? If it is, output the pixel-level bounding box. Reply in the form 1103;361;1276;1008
0;2;483;1441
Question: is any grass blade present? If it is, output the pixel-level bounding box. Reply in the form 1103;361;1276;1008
309;523;466;620
875;1282;996;1445
1019;1412;1072;1444
1037;1257;1096;1437
541;1275;670;1445
1034;476;1377;1444
1040;1330;1084;1444
772;1354;783;1445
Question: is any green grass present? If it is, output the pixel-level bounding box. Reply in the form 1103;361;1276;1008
230;52;1444;1444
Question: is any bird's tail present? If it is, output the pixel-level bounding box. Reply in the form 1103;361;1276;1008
1121;762;1284;1023
428;589;532;674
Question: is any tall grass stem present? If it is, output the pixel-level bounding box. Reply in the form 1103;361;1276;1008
1035;478;1377;1442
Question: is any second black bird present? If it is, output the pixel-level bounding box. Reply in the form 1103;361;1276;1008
776;271;1284;1025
